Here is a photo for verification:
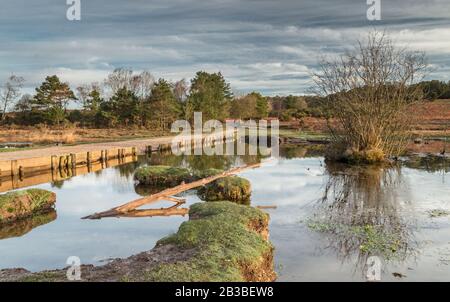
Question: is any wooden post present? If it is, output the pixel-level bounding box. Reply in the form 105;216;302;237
59;155;69;170
51;155;58;171
105;150;110;168
66;154;72;168
132;147;136;156
70;153;76;168
87;152;91;166
11;160;19;176
71;153;77;176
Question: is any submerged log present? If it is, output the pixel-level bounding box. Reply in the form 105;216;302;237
115;207;189;218
82;163;261;220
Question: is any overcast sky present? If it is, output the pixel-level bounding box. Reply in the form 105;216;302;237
1;0;449;95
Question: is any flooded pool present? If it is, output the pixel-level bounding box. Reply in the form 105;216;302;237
0;146;449;281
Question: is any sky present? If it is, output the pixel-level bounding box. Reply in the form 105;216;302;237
1;0;450;96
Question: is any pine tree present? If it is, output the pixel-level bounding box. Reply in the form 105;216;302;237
187;71;232;121
32;75;76;125
147;79;180;130
109;88;140;126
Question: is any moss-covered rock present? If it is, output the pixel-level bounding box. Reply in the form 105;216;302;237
198;176;251;204
0;189;56;225
134;165;192;186
193;168;224;179
145;201;274;281
134;165;224;187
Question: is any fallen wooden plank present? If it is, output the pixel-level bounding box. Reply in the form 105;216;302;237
116;207;189;218
82;162;261;220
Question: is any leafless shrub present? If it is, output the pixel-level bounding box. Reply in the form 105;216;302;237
313;31;428;163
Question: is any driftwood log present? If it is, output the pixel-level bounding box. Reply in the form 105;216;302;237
82;163;260;220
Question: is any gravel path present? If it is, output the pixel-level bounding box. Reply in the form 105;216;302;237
0;136;175;161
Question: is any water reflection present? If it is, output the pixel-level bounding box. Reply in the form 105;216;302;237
0;143;448;280
309;163;418;272
0;210;57;240
402;155;449;173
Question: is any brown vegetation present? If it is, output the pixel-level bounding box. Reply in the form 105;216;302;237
313;31;428;163
0;126;169;146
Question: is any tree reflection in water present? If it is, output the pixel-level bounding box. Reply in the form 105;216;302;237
308;162;418;273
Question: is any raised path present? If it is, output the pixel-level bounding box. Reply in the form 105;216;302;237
0;136;175;161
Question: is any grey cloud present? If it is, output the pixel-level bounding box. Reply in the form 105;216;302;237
0;0;449;95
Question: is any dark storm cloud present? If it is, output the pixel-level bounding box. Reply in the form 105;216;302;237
0;0;449;95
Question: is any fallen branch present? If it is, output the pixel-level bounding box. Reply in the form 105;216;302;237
82;163;260;219
114;207;189;218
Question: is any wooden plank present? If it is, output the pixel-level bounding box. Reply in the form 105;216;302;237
82;163;261;219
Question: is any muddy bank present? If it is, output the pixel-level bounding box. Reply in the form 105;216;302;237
0;201;275;282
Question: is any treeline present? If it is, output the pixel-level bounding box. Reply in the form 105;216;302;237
266;79;450;121
410;80;450;100
267;95;330;121
2;69;270;129
1;71;448;128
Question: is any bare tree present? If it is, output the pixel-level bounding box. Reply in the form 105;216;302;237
76;82;103;109
173;78;188;102
135;71;155;100
313;31;428;162
0;75;25;120
104;68;134;95
76;84;90;108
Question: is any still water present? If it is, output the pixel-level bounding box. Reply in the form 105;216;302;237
0;146;449;281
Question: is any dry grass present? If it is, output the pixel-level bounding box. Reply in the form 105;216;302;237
0;126;170;146
0;128;78;145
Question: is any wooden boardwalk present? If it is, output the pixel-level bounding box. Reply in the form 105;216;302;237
0;131;236;182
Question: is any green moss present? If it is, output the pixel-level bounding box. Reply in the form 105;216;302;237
198;176;251;204
17;271;63;282
134;165;224;187
142;202;274;282
193;168;223;179
307;220;406;260
134;165;192;186
0;189;56;225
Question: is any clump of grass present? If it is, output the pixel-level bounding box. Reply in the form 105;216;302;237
307;220;407;260
18;271;63;282
326;143;386;164
0;189;56;225
134;165;192;186
134;166;224;187
193;168;224;179
198;176;251;204
427;209;450;218
142;201;275;282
